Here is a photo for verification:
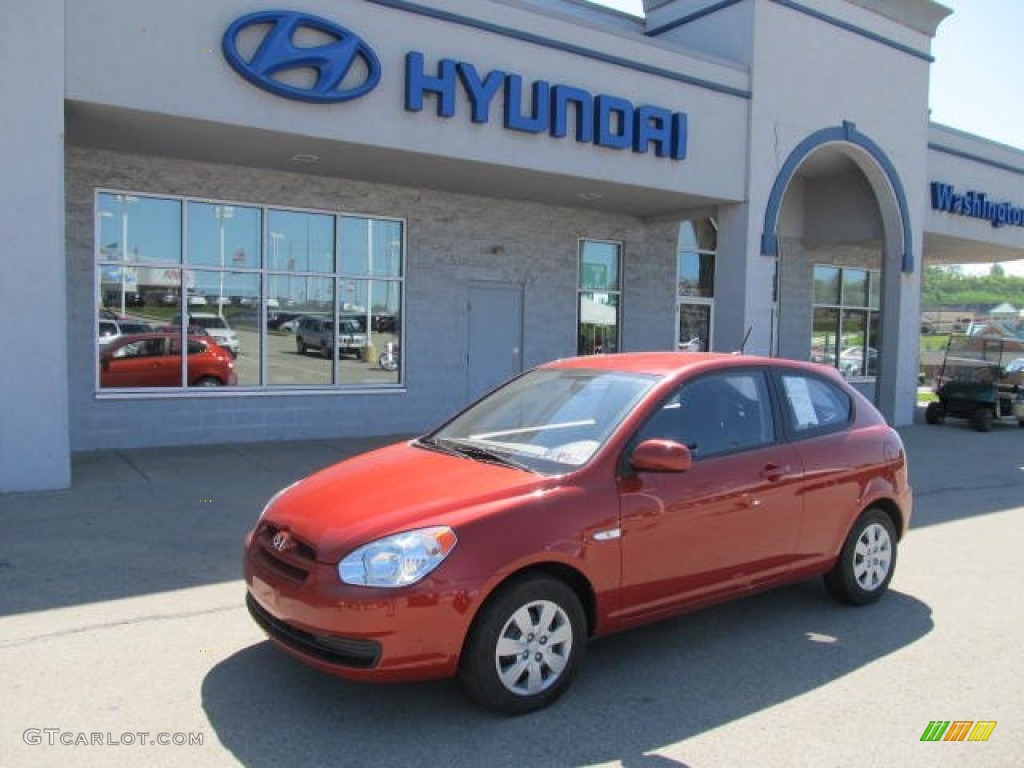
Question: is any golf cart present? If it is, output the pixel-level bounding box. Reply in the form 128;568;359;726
925;334;1024;432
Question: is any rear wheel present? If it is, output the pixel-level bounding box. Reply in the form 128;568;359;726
924;401;945;425
459;576;586;715
971;407;993;432
194;376;222;387
825;508;897;605
295;338;306;355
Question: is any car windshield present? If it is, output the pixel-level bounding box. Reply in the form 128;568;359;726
423;368;658;474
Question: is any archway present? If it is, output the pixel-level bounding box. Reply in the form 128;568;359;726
761;122;912;415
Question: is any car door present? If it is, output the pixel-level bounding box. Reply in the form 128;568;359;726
615;369;805;623
102;337;176;387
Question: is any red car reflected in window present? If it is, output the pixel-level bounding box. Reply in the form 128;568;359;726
244;353;911;714
99;333;237;388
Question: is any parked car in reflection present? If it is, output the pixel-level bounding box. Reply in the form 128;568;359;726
245;352;911;714
98;318;153;346
172;312;240;358
839;346;878;377
100;333;237;388
294;315;367;358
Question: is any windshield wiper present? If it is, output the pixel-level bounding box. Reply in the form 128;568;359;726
434;438;537;473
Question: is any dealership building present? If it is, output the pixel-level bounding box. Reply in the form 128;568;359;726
3;0;1024;491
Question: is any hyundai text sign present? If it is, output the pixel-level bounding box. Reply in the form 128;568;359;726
222;10;688;161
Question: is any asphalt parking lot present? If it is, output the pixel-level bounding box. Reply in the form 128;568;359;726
1;413;1022;767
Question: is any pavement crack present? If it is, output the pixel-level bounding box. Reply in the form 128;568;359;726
0;603;241;649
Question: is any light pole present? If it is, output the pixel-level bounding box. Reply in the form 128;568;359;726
270;232;284;310
115;195;137;315
215;205;234;317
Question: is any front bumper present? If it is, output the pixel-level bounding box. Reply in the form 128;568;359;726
243;527;476;683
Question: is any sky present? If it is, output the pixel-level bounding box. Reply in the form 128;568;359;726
589;0;1024;276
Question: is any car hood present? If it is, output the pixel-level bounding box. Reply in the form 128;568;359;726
262;441;555;562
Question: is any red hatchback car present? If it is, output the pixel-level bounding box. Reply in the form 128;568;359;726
99;333;237;388
244;353;911;714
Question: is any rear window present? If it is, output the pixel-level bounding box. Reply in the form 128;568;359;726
779;374;852;434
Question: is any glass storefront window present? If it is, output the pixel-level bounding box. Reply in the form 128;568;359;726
95;191;404;393
811;265;880;378
813;266;841;305
577;240;622;355
842;269;868;307
676;217;716;351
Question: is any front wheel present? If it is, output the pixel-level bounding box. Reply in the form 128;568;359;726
459;576;586;715
924;401;945;425
971;407;993;432
825;508;897;605
194;376;223;387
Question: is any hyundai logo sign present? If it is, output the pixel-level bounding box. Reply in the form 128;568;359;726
222;10;688;161
221;11;381;104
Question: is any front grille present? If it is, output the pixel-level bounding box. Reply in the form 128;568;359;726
255;524;316;583
246;593;381;669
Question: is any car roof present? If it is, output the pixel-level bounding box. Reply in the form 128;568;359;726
541;352;836;379
107;332;213;344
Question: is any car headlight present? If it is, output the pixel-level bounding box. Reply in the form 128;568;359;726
338;526;457;588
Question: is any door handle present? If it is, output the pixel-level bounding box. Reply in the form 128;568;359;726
759;463;790;481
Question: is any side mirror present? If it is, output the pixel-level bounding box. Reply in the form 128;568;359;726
630;439;692;473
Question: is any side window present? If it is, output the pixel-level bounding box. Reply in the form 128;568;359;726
779;374;852;434
635;371;773;459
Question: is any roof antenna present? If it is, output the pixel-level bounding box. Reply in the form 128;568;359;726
733;325;753;355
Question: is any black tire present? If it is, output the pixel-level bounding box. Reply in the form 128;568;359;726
924;401;945;425
320;344;331;360
295;338;306;355
459;576;586;715
971;407;993;432
194;376;223;387
824;508;897;605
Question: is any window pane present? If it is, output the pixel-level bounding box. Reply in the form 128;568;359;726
97;193;182;265
678;251;714;297
366;280;402;385
839;309;868;377
578;292;619;355
813;266;840;305
339;217;403;277
187;203;261;269
579;241;620;291
178;271;260;386
677;218;717;252
269;277;335;386
842;269;868;307
678;303;710;351
868;271;881;310
811;307;840;366
267;210;335;272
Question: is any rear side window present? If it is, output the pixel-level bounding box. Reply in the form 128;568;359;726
779;374;852;434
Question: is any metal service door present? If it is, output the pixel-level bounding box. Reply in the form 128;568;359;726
467;282;523;402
